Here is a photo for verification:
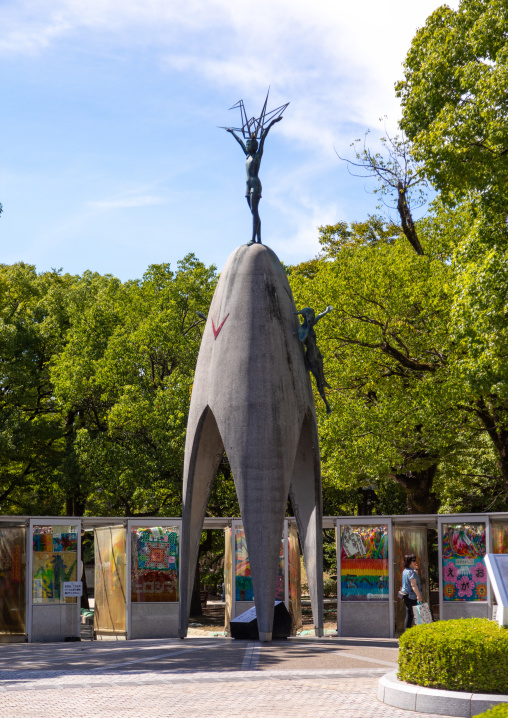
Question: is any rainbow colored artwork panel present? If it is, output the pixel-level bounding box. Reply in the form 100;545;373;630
341;558;389;601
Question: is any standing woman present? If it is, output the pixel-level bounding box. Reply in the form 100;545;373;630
402;554;423;630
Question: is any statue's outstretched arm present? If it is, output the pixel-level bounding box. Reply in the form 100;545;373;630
225;128;247;154
258;116;283;156
314;305;334;324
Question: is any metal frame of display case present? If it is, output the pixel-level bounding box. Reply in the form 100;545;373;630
230;518;290;621
438;514;491;622
0;519;28;643
336;517;394;638
126;518;182;639
2;512;508;641
27;517;82;643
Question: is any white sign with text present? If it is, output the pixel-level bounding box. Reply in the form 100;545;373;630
63;581;83;597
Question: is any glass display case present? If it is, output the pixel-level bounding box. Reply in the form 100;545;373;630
438;517;490;620
29;519;81;641
227;519;300;629
337;519;393;637
491;521;508;554
126;519;181;639
288;522;302;634
393;524;429;635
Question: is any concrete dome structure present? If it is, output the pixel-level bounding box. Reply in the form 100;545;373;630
178;243;324;641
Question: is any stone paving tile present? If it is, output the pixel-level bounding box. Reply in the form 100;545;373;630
0;638;456;718
0;675;455;718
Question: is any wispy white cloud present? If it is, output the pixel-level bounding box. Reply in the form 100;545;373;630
0;0;460;276
88;194;166;209
0;0;460;129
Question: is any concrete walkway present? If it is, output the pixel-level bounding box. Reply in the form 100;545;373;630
0;637;455;717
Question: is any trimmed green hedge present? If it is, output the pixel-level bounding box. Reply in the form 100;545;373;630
398;618;508;694
474;705;508;718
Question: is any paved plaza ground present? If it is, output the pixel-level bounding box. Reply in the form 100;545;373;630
0;636;457;718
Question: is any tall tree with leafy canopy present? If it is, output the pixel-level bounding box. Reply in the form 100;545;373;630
0;263;76;514
396;0;508;501
51;254;219;516
396;0;508;210
291;216;468;513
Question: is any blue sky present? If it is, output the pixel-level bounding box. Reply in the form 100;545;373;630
0;0;455;281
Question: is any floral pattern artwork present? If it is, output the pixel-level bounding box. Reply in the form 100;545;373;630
443;559;488;601
442;523;487;602
455;575;475;598
443;561;458;582
471;562;487;583
475;583;488;599
443;583;456;599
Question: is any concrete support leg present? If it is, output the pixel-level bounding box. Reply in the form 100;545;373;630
238;465;290;642
178;407;224;638
289;413;324;637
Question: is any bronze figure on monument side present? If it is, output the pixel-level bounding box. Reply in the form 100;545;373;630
296;305;334;414
222;90;289;245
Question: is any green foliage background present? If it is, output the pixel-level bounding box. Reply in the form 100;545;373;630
2;0;508;520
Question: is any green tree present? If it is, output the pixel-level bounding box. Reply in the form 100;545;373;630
397;0;508;500
291;218;453;512
51;255;219;516
291;213;503;513
0;263;75;513
396;0;508;209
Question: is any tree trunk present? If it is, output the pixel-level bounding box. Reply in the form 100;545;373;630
391;462;440;513
397;181;425;255
474;397;508;500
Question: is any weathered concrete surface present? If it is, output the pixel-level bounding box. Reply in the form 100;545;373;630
378;671;508;717
178;243;323;641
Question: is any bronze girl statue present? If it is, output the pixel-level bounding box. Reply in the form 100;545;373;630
223;92;289;245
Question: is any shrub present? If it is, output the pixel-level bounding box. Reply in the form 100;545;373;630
474;705;508;718
398;619;508;694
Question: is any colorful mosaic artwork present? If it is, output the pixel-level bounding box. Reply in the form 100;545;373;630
33;527;77;553
442;523;487;602
32;551;77;603
131;527;179;603
234;529;253;601
32;525;78;604
234;528;284;602
341;526;389;602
